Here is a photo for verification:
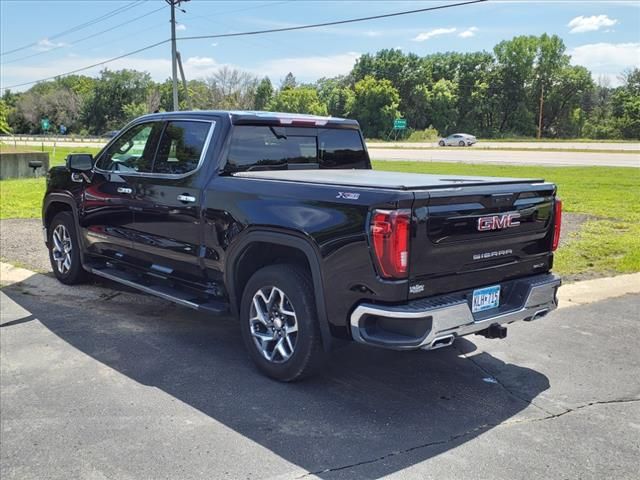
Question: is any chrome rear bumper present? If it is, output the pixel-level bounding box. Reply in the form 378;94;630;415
350;274;561;350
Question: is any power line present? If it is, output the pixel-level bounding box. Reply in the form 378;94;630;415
178;0;488;42
2;5;167;65
1;0;144;56
4;40;170;90
3;0;487;90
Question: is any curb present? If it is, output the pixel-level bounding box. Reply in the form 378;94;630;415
1;262;639;309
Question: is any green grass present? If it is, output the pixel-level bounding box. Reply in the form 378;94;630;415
1;159;639;278
0;178;46;219
373;161;640;278
1;143;101;167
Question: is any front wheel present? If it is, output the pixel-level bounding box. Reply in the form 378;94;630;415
48;212;88;284
438;140;445;147
239;264;324;381
458;140;466;147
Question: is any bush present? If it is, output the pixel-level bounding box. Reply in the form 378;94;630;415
407;126;440;142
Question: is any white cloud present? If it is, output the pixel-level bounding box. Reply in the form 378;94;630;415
256;52;360;81
458;27;478;38
567;15;618;33
569;42;640;86
34;38;68;52
413;28;457;42
211;43;218;47
176;23;187;31
1;52;362;91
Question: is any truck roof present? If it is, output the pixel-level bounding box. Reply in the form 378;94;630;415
133;110;360;128
234;169;545;190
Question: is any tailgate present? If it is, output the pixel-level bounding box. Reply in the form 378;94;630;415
409;182;557;297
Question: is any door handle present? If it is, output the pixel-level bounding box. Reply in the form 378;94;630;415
117;187;133;194
177;194;196;203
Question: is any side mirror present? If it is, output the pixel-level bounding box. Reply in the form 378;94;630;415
66;154;93;172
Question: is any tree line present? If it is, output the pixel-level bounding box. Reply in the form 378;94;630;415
1;34;638;140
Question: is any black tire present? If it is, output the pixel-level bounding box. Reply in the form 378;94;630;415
438;140;445;147
458;140;466;147
48;211;88;285
240;264;324;382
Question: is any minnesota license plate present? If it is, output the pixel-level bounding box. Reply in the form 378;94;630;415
472;285;501;313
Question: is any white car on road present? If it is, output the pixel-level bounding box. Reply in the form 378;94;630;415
438;133;477;147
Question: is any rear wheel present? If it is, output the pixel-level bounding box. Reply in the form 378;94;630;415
458;140;466;147
438;140;445;147
240;264;324;381
48;212;88;284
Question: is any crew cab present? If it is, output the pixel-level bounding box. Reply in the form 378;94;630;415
43;111;561;381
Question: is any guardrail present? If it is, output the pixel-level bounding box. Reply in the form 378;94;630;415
0;134;105;143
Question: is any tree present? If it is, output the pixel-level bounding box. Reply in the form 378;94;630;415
347;76;400;138
254;77;274;110
280;72;297;90
0;99;11;134
82;69;153;133
205;66;258;110
412;79;458;135
267;87;328;115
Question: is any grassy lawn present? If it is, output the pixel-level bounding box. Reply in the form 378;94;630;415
373;161;640;279
1;159;639;280
1;143;101;167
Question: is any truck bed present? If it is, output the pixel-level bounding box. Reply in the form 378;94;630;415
234;169;544;190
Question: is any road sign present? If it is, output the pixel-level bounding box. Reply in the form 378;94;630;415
41;118;50;132
393;118;407;130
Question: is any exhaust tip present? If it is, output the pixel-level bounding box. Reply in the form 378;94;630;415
429;335;455;350
526;308;550;322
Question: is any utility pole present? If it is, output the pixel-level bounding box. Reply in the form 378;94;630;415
167;0;189;111
537;82;544;140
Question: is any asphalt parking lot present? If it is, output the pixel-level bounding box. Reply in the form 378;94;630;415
1;266;639;479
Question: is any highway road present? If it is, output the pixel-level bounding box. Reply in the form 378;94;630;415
368;147;640;167
367;141;640;151
3;139;639;168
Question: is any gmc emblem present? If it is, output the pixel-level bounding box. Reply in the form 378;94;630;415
477;212;521;231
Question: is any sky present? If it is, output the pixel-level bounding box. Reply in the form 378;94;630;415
1;0;639;92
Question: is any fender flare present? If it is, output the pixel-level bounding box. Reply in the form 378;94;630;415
225;229;333;351
42;194;84;253
42;193;79;227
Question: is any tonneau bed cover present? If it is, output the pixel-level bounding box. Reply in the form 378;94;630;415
234;169;544;190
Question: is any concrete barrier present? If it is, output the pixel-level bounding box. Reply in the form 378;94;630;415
0;152;50;179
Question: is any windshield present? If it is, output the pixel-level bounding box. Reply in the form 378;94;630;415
224;125;369;173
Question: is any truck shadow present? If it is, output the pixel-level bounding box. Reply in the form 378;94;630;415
2;284;550;478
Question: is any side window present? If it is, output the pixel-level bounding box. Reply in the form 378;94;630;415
96;122;161;173
153;121;212;175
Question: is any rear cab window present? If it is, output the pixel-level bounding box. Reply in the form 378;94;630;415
224;125;369;173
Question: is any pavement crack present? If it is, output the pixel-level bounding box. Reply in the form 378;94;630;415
454;343;556;416
294;423;493;479
294;398;640;478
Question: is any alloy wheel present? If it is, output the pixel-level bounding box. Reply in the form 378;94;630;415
249;286;299;363
52;224;73;275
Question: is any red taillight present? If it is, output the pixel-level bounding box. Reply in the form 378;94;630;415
371;209;411;279
552;199;562;251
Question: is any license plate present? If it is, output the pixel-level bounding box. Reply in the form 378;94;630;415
472;285;501;313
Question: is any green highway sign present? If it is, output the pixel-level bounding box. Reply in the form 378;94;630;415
393;118;407;130
41;118;50;131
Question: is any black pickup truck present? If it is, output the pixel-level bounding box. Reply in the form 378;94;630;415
43;111;562;381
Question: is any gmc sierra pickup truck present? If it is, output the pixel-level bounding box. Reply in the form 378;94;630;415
43;111;562;381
